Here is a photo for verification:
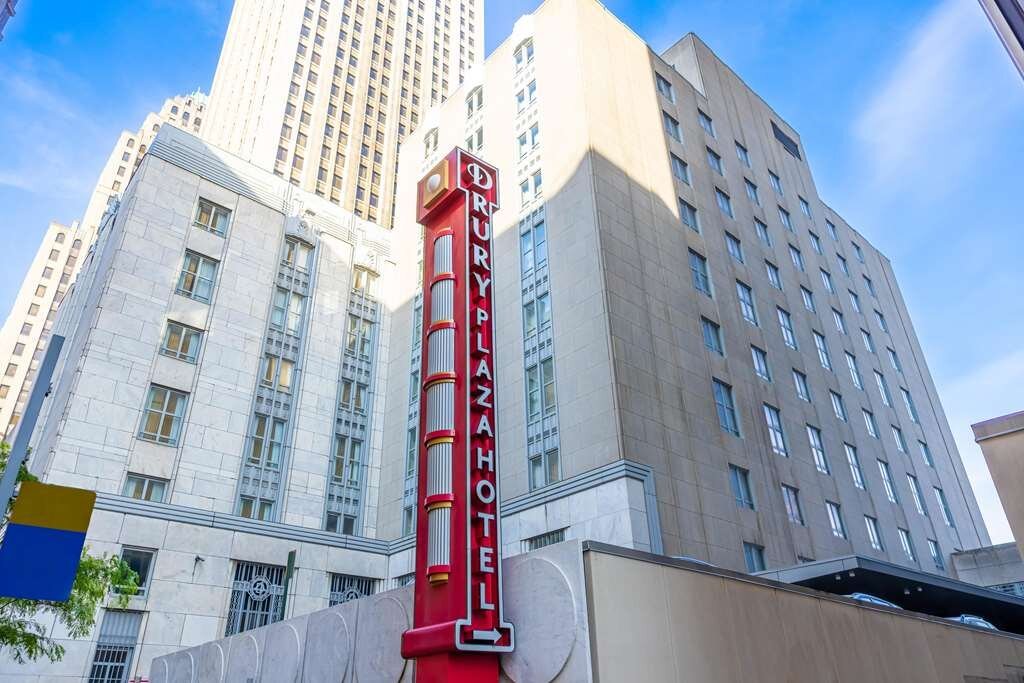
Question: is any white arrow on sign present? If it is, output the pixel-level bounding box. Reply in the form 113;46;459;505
471;629;501;643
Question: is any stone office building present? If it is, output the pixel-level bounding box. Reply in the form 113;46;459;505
0;0;998;680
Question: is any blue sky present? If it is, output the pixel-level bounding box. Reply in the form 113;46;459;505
1;0;1020;542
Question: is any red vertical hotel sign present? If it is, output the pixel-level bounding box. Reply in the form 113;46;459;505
401;148;514;682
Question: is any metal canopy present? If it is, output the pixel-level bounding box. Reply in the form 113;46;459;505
757;555;1024;635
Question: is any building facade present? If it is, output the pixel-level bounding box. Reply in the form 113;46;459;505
0;0;998;680
0;221;84;439
979;0;1024;78
0;93;206;439
973;410;1024;558
0;0;17;41
203;0;483;228
383;0;990;572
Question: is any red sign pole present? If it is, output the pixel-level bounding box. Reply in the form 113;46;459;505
401;149;514;682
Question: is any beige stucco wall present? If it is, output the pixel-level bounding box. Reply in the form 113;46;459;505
586;550;1024;682
975;413;1024;559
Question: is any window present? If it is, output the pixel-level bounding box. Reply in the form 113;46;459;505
160;321;202;363
706;147;723;174
874;310;888;333
928;540;945;570
789;244;804;271
845;443;865;489
807;425;829;473
777;308;797;349
891;425;908;453
248;414;286;468
837;254;850;276
670;154;690;184
122;474;167;502
725;232;743;262
755;219;771;246
701;317;724;355
793;370;811;402
345;314;373;358
19;323;32;336
878;460;898;503
826;219;838;240
765;261;782;289
678;199;699;231
88;611;143;683
729;464;754;509
833;309;847;335
176;251;218;303
830;390;847;421
908;474;927;516
716;189;734;218
225;562;285;635
809;231;822;254
4;363;16;378
272;288;306;335
689;250;712;296
655;73;674;101
735;141;751;167
898;528;916;562
861;328;876;354
48;249;60;261
800;287;815;312
813;332;831;370
887;348;903;374
119;548;155;597
901;388;920;423
330;435;364;489
524;528;567;552
329;573;378;606
525;357;557;420
12;343;24;356
139;385;188;445
261;354;294;392
662;111;681;141
0;385;8;399
698;109;716;136
865;516;883;551
852;241;865;263
846;352;863;389
520;218;548;272
523;293;551;337
778;206;793;232
751;346;771;381
935;487;955;528
863;409;878;438
736;281;758;325
769;171;783;195
193;198;231;236
713;379;740;436
745;178;760;205
513;39;534;70
772;121;801;158
283;239;313;270
325;511;357;535
874;371;892;406
827;501;846;538
849;290;862;313
918;440;934;467
782;484;803;524
799;196;812;218
820;269;835;294
743;542;766;572
763;404;788;456
863;275;877;299
528;447;561;490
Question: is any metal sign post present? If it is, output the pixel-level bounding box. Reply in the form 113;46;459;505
401;149;514;682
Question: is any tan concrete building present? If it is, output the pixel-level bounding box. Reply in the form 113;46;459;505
974;410;1024;557
0;93;206;439
203;0;483;228
384;0;990;573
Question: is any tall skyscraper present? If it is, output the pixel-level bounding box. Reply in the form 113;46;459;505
203;0;483;228
979;0;1024;77
0;0;18;41
0;93;206;438
0;0;996;679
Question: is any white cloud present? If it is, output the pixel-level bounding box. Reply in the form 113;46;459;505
940;348;1024;545
853;0;1024;197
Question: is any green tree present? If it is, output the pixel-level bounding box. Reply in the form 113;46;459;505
0;441;138;664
